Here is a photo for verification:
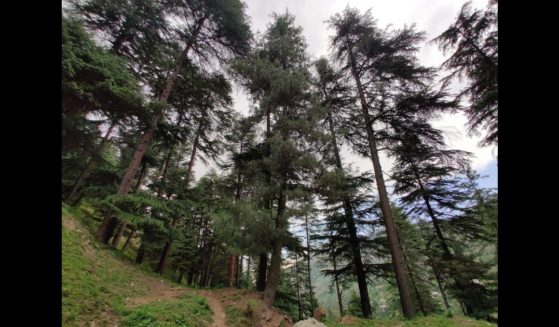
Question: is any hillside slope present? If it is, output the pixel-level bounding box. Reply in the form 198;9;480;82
62;204;291;327
62;204;214;326
62;204;495;327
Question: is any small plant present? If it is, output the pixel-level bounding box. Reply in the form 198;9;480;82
245;302;254;318
120;310;156;327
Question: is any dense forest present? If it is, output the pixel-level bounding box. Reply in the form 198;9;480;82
62;0;497;325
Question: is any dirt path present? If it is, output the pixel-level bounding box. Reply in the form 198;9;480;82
126;278;227;326
197;290;227;327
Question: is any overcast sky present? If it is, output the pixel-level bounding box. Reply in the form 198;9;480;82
193;0;497;189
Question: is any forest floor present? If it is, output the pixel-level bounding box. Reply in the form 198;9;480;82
62;203;495;327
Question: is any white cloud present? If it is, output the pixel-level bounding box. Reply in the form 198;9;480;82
431;112;497;171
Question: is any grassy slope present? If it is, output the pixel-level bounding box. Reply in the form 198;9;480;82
62;203;212;327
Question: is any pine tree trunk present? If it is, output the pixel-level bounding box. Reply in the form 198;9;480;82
332;253;344;317
228;143;244;288
121;229;135;251
157;148;175;196
415;173;452;258
263;182;287;307
131;157;171;259
96;15;207;242
99;217;119;244
421;231;451;311
228;255;238;287
346;38;416;319
246;256;251;287
111;225;127;248
155;216;179;275
112;223;126;247
304;215;315;315
402;248;425;315
257;109;272;292
237;256;242;288
204;245;216;287
263;105;293;307
135;245;145;264
178;269;185;284
431;259;451;311
185;124;202;184
295;253;303;321
256;252;268;291
133;161;148;192
187;268;195;286
327;112;372;318
65;120;117;204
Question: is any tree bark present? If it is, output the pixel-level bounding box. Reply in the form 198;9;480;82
155;216;179;275
332;253;344;317
133;161;148;192
256;252;268;291
346;38;416;319
65;120;117;204
96;15;207;242
427;254;450;311
237;256;242;288
295;253;303;321
135;245;146;264
228;138;245;288
185;123;202;184
414;172;452;258
257;107;272;292
228;255;238;287
263;181;287;307
177;269;185;284
304;215;315;315
112;223;126;247
327;112;372;318
99;217;119;244
187;269;195;286
246;256;251;287
122;230;135;251
204;244;216;287
402;247;425;315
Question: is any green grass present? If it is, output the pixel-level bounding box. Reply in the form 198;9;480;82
62;202;208;326
225;305;251;327
224;299;262;327
121;293;212;327
62;209;150;325
323;314;497;327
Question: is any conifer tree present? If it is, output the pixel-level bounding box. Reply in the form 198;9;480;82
232;11;318;307
311;57;374;318
433;0;498;147
94;0;252;243
328;8;419;318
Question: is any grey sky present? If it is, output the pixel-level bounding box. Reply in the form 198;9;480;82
194;0;497;186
